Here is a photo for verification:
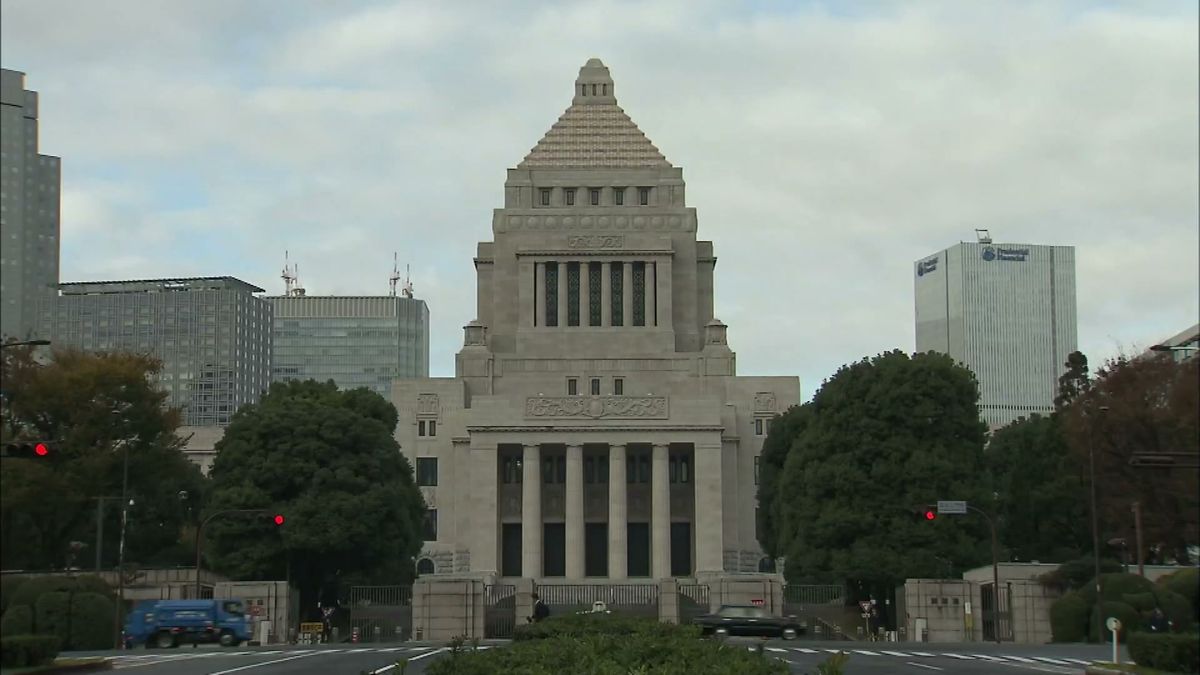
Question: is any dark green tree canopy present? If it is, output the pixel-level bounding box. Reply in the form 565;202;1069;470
770;350;990;585
205;380;425;604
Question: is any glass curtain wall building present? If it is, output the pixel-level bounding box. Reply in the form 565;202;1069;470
266;295;430;396
38;277;272;426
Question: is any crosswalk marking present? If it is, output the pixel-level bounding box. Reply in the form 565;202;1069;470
1031;656;1071;665
1061;658;1092;665
908;651;935;657
851;649;880;656
1002;655;1037;663
766;647;788;653
942;653;975;659
880;650;910;657
971;654;1006;661
792;648;818;654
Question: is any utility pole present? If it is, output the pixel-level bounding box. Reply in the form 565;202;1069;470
1132;502;1145;577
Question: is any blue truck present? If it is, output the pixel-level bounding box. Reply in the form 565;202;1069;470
123;599;253;648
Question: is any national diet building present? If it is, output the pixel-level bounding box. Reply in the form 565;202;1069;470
393;59;800;582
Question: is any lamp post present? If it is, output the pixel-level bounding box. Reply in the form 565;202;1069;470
1087;405;1109;642
963;504;1002;645
113;438;133;649
194;509;268;597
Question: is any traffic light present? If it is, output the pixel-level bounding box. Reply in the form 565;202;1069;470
3;441;51;459
924;510;937;521
273;514;285;526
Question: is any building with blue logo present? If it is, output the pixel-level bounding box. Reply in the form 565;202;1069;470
914;232;1077;428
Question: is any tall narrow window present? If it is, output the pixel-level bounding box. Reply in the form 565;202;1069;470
590;378;601;395
423;509;438;541
568;378;578;395
567;262;581;326
428;421;437;437
565;188;575;206
540;188;551;206
416;457;438;486
418;420;426;436
614;187;625;205
613;378;624;395
588;262;602;326
545;262;559;327
638;187;650;205
755;418;764;436
610;263;623;326
632;262;646;326
590;188;600;206
754;456;760;485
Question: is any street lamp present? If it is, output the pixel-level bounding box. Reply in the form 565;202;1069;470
1087;405;1109;642
0;339;51;349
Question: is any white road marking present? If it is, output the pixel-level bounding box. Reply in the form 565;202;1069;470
347;648;373;653
408;646;431;652
369;647;449;674
942;653;975;659
971;654;1007;661
1061;658;1092;665
1030;657;1071;665
377;647;408;652
208;651;327;675
881;650;911;656
1002;654;1038;662
851;650;880;656
791;647;819;653
909;651;935;657
766;647;788;652
906;662;944;671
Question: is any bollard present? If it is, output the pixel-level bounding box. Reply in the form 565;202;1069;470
332;627;340;642
373;625;381;643
351;627;360;644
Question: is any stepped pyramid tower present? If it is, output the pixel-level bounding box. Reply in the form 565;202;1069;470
393;59;799;584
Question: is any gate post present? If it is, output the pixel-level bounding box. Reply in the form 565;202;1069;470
659;578;679;624
515;578;534;627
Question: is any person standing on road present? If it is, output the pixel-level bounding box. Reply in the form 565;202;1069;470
1148;607;1171;633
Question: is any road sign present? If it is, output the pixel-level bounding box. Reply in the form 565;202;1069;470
859;601;873;613
1106;617;1122;632
937;500;968;515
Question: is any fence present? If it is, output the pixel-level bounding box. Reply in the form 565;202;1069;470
981;582;1014;642
678;584;709;625
535;583;659;619
349;585;413;642
782;584;848;640
484;584;516;638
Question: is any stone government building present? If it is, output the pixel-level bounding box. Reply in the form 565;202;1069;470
393;59;799;582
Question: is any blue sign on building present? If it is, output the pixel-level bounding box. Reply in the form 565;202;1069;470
981;245;1029;262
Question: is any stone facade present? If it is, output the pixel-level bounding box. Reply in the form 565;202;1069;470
393;59;800;581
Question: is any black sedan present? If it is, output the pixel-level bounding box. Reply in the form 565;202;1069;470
693;604;804;639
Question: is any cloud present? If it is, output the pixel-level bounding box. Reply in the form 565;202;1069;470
2;0;1196;396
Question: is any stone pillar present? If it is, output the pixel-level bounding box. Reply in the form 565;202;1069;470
557;260;568;328
580;261;592;326
651;443;670;579
535;262;546;327
622;262;634;327
644;260;656;327
693;442;724;574
600;262;612;326
522;444;542;578
565;444;584;578
608;443;627;579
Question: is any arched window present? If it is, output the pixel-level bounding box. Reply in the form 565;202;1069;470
757;556;776;573
416;558;435;576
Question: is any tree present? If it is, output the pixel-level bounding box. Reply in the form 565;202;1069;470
0;348;206;570
755;404;812;559
1055;351;1091;411
204;380;425;613
986;414;1090;562
770;351;991;590
1059;354;1199;565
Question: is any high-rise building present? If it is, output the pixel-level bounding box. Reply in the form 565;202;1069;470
392;59;800;580
266;295;430;396
1;69;61;341
38;277;273;427
914;233;1077;428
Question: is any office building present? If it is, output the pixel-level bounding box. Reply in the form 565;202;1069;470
392;59;800;580
266;294;430;396
38;277;272;427
915;233;1077;428
1;69;60;341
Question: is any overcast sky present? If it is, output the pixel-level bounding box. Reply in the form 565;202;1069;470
2;0;1196;396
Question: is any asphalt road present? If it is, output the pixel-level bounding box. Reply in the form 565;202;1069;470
67;639;1123;674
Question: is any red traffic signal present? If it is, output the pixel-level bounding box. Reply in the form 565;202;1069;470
3;442;51;459
924;510;937;521
34;443;49;457
273;514;285;526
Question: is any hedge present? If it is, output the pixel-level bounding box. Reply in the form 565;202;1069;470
1049;591;1090;643
428;616;789;675
1081;573;1155;605
1127;632;1199;674
69;593;116;650
9;576;113;611
1124;590;1193;632
1088;601;1140;643
0;634;62;668
1157;569;1199;624
0;577;29;615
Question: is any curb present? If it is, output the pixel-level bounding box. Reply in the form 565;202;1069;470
19;658;113;675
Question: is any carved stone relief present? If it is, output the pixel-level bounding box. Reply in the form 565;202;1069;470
417;394;439;416
753;392;777;413
567;235;624;249
525;396;668;419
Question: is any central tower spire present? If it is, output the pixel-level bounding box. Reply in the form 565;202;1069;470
573;57;616;105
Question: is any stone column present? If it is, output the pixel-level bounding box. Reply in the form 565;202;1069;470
522;444;542;578
607;443;627;579
651;443;670;579
622;262;634;327
565;444;584;578
557;261;568;328
644;260;656;326
535;262;546;327
580;261;592;326
600;262;612;326
693;442;724;574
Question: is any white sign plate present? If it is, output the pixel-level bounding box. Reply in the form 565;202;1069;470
937;500;968;515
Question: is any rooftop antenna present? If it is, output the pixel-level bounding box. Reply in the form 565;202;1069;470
389;252;401;297
975;229;993;244
291;263;306;297
282;250;296;296
402;264;414;299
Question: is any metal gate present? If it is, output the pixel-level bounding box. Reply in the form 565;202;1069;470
783;584;846;639
535;583;659;619
678;584;709;625
484;584;516;638
981;582;1013;642
349;585;412;642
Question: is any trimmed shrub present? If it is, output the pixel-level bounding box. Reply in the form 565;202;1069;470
1039;558;1124;591
69;593;115;650
1124;589;1193;632
432;617;789;675
0;634;62;668
1049;591;1090;642
1088;601;1140;642
1080;572;1155;605
35;592;70;648
1127;632;1200;674
1158;568;1200;624
0;577;29;615
0;605;34;637
9;575;113;611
